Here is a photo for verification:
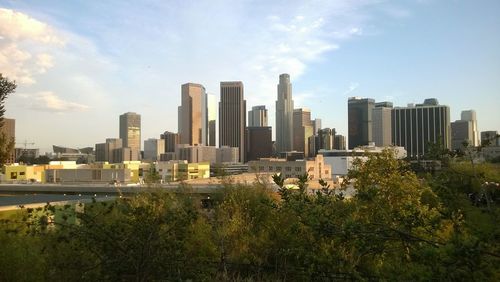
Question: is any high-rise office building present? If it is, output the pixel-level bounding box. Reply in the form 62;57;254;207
392;98;451;158
461;110;479;147
293;108;314;157
348;97;375;149
318;128;335;151
248;105;268;127
334;135;346;150
313;118;322;135
119;112;141;160
0;118;15;164
246;126;272;161
112;147;132;163
144;138;165;161
276;74;294;153
95;138;123;163
372;102;393;147
178;83;207;146
208;121;216;147
219;81;246;162
308;135;319;157
451;120;474;151
160;131;179;153
207;94;217;146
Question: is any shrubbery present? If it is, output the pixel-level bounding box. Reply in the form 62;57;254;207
1;150;499;281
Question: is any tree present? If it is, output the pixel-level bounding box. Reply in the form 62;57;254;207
0;74;16;166
0;74;16;123
343;149;451;278
144;163;161;187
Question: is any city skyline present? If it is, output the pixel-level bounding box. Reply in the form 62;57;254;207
1;1;500;152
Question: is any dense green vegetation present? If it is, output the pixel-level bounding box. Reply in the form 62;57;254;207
1;150;499;281
0;74;16;166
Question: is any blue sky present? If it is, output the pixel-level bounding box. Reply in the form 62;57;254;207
1;0;499;152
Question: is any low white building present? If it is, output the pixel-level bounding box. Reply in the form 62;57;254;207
319;145;407;177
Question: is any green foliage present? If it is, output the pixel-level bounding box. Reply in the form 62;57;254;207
144;163;161;187
0;131;14;166
0;74;16;122
0;74;16;166
1;150;499;280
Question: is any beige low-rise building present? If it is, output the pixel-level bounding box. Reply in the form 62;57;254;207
156;161;210;182
45;168;132;183
248;155;331;180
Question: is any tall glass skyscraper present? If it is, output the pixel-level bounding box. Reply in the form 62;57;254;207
178;83;207;146
248;105;268;127
348;97;375;149
207;94;217;146
276;73;294;153
219;81;246;162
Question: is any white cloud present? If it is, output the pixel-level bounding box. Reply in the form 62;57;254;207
26;91;89;113
2;8;113;112
36;53;54;73
0;8;64;84
0;8;64;44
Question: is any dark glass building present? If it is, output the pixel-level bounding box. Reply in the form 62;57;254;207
246;126;272;161
348;97;375;149
219;81;246;162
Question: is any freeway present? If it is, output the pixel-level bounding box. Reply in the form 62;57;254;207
0;183;224;195
0;193;116;211
0;183;223;210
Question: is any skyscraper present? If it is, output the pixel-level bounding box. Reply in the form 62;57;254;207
160;131;179;153
334;135;346;150
207;94;217;146
119;112;141;160
293;108;314;157
372;102;393;147
248;105;268;127
276;73;294;153
95;138;123;163
144;138;165;161
219;81;246;162
178;83;207;146
313;118;322;135
460;110;479;147
318;128;335;151
392;98;451;158
451;120;474;151
246;126;272;161
348;97;375;149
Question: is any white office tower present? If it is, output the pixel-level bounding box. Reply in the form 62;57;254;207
460;110;479;147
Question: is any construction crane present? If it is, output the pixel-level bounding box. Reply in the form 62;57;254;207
17;139;35;161
20;139;35;150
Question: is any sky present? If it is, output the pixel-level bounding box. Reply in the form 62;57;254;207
1;0;499;153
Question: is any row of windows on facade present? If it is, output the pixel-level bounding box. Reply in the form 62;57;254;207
258;166;302;172
257;166;329;175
